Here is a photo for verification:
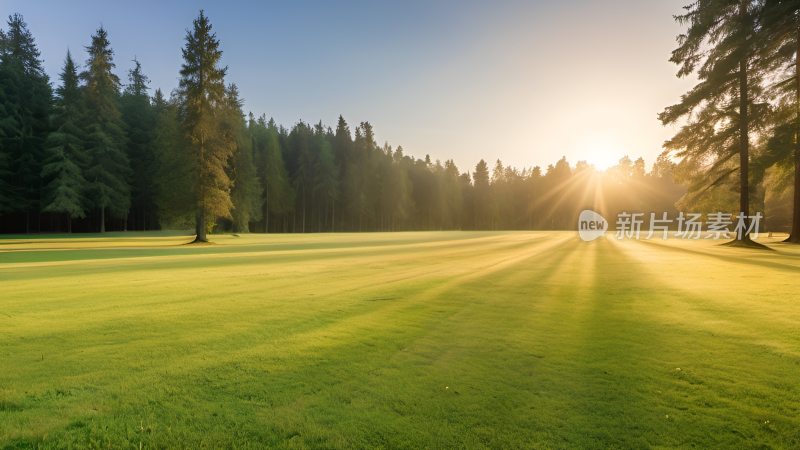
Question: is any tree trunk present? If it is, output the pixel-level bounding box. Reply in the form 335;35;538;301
790;26;800;243
738;2;750;241
67;214;72;234
332;200;335;233
265;185;269;233
124;213;127;232
26;211;29;234
193;205;207;242
791;127;800;243
100;207;106;233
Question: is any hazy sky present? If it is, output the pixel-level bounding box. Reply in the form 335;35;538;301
4;0;696;173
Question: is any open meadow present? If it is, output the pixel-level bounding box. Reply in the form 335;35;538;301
1;231;799;449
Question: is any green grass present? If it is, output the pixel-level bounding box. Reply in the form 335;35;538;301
1;231;799;449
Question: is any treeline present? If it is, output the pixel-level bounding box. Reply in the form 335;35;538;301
2;11;690;236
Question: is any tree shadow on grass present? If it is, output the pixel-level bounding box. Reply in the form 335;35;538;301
578;238;800;449
641;239;800;275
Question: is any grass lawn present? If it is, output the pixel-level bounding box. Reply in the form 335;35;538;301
1;231;799;449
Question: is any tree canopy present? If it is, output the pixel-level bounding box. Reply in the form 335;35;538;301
1;8;798;239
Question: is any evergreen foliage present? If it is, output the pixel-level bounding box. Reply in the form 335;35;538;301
759;0;800;241
226;84;261;233
659;0;771;240
153;94;194;230
81;25;131;232
3;7;800;236
0;14;52;230
250;114;294;233
179;10;233;241
120;58;158;230
40;50;89;231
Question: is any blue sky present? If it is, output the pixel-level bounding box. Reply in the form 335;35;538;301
4;0;695;173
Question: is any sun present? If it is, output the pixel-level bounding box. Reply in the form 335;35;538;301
578;143;623;171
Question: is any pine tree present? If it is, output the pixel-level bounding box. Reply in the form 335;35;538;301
154;94;195;230
40;50;89;232
332;115;353;230
180;10;233;242
659;0;770;246
359;122;381;230
342;122;381;231
120;58;158;230
0;13;52;231
441;159;463;229
313;140;339;232
289;121;314;233
408;156;438;230
381;146;413;231
151;88;167;113
225;84;261;232
251;115;294;233
0;30;13;215
81;25;131;232
760;0;800;242
345;125;367;230
473;159;490;229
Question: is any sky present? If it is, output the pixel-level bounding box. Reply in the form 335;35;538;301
4;0;697;173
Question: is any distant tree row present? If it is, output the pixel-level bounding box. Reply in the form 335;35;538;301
0;11;728;236
660;0;799;243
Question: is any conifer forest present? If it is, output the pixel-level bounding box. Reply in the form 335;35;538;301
0;12;714;238
2;4;799;239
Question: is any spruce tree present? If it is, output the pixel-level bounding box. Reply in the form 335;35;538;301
0;30;12;214
81;25;131;232
180;10;233;242
346;125;368;230
359;122;381;230
381;146;413;231
0;14;51;231
473;160;490;229
225;84;261;232
251;115;294;233
332;115;353;230
313;140;340;232
441;159;463;230
120;58;158;230
0;95;12;215
41;50;89;232
154;95;195;229
289;121;314;233
151;88;167;114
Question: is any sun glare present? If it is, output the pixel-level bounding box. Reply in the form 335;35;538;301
578;143;623;171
